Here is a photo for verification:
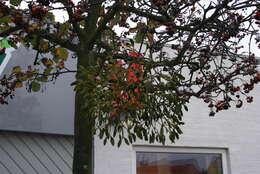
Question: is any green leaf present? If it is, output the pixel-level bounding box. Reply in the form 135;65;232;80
129;39;134;47
10;0;22;6
0;38;11;48
110;138;115;146
0;16;12;24
110;14;120;25
184;105;188;111
175;73;185;80
103;138;107;145
134;31;144;43
46;12;55;21
31;81;41;92
58;23;70;36
43;67;53;75
36;76;48;82
175;126;183;134
113;127;117;137
124;138;129;145
117;137;122;147
169;133;176;143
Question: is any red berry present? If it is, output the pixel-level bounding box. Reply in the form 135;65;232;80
236;100;243;108
246;96;253;103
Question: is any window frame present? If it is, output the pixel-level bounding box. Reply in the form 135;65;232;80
132;145;230;174
0;48;14;75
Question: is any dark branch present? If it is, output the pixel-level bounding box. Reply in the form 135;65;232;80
0;26;22;37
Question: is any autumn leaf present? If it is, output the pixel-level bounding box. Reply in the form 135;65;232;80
12;81;23;88
134;31;144;43
41;58;53;67
57;61;65;69
53;47;68;60
0;16;12;24
146;32;154;44
128;28;138;33
12;66;21;73
16;73;28;81
148;20;160;27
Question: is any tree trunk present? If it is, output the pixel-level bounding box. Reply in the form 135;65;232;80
73;52;95;174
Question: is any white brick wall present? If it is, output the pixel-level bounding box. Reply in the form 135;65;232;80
94;85;260;174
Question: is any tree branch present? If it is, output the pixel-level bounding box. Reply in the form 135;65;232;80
118;4;194;31
31;29;80;52
84;0;102;48
0;26;22;37
57;0;85;40
87;3;119;48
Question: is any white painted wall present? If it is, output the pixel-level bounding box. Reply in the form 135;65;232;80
94;85;260;174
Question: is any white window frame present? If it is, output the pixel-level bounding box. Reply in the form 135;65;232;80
132;145;231;174
0;48;14;75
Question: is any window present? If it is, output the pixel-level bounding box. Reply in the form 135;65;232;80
134;146;229;174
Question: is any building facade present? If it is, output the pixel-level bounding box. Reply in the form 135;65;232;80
0;47;260;174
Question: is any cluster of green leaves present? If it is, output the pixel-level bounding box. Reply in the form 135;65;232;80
0;40;71;104
73;52;188;145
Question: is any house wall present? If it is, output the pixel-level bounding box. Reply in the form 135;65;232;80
94;85;260;174
0;131;73;174
0;47;75;135
1;46;260;174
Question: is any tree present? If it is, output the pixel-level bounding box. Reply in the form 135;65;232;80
0;0;260;173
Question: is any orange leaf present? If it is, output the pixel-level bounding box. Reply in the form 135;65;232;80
41;58;53;67
57;61;65;69
12;66;21;73
146;32;154;44
13;81;23;88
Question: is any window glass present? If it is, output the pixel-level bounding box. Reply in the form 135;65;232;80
137;152;222;174
0;53;6;65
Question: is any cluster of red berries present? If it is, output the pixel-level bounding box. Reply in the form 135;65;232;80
230;86;240;92
109;51;144;117
253;72;260;83
30;5;48;20
214;100;229;111
195;77;203;84
246;96;253;103
242;72;260;93
165;23;177;36
207;72;260;116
